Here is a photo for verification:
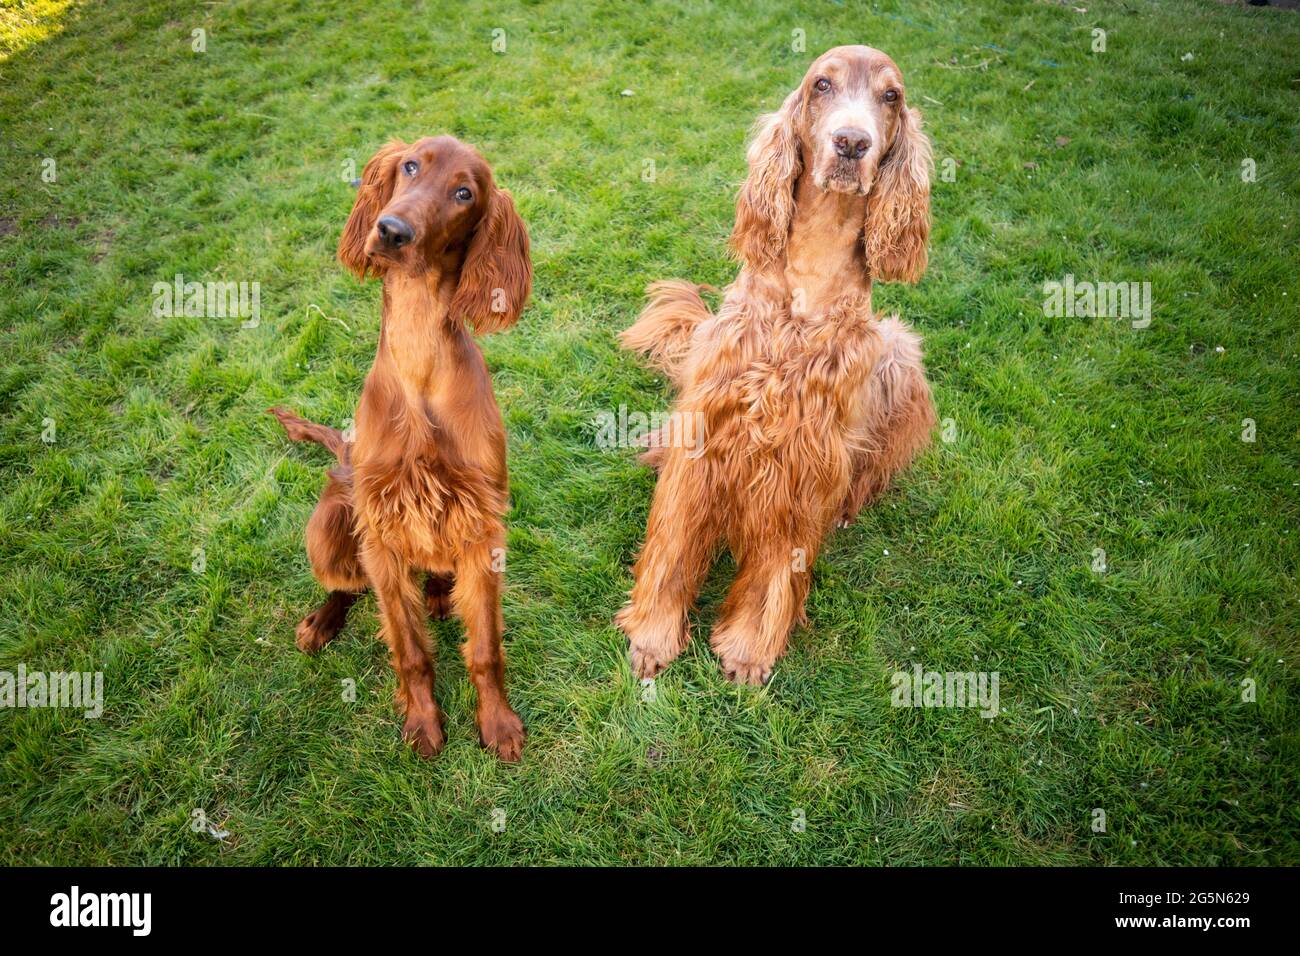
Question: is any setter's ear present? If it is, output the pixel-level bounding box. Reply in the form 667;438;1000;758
729;87;804;269
337;140;406;280
864;107;931;283
450;187;532;334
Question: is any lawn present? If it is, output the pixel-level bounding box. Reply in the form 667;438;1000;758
0;0;1297;866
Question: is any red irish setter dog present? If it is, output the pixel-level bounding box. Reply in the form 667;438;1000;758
617;46;937;684
270;136;530;760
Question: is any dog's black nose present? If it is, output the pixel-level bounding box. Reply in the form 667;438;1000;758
832;127;871;160
376;215;414;248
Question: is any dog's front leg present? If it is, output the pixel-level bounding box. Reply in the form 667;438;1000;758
453;535;525;762
710;537;816;685
364;543;444;757
616;453;721;678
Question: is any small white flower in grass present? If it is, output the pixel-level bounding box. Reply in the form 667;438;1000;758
621;89;635;97
883;549;889;556
1215;346;1225;353
1181;52;1193;62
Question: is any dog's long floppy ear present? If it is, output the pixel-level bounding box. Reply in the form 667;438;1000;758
337;140;406;280
450;187;531;334
729;87;804;269
864;107;931;283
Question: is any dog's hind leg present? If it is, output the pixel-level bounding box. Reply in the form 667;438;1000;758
297;470;367;653
424;572;455;619
839;316;936;526
296;591;360;654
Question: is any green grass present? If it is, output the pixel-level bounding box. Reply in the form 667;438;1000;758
1;0;1297;866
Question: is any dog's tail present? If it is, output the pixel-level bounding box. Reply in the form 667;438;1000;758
267;406;348;463
619;280;715;391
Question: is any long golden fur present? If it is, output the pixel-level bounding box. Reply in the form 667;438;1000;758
616;46;938;684
270;136;530;759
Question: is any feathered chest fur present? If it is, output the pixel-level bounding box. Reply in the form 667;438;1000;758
686;291;880;441
352;443;504;560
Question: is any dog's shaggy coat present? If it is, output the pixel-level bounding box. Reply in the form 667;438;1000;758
617;46;938;684
270;136;530;759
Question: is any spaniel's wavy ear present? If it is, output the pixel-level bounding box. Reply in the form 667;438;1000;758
729;87;804;269
864;106;931;283
338;140;406;280
450;187;531;334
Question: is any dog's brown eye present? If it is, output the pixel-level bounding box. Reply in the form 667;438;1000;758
455;187;472;202
403;160;419;176
814;77;831;93
883;89;899;103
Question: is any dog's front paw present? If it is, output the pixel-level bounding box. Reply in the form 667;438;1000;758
721;656;774;686
478;705;526;762
616;604;687;679
711;622;777;686
402;709;446;759
629;644;671;680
